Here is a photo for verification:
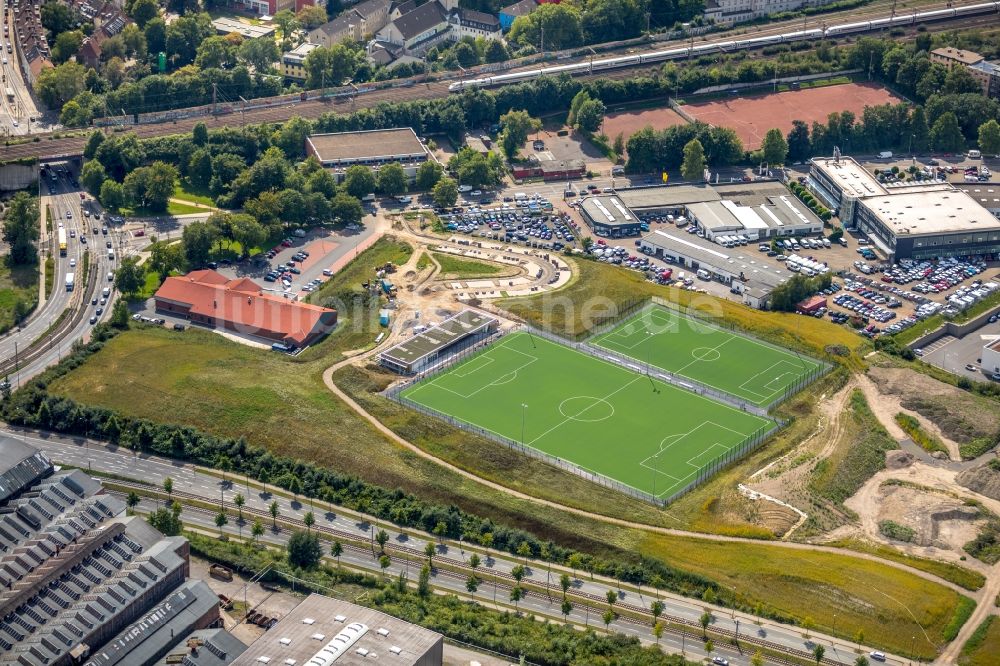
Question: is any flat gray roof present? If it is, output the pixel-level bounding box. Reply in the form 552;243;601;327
580;195;636;227
687;201;738;232
641;229;792;291
860;188;1000;236
381;309;497;368
955;184;1000;211
307;128;428;163
231;594;442;666
810;157;887;198
617;185;720;209
212;18;275;38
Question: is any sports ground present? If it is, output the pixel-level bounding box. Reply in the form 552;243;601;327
399;331;773;500
592;306;823;407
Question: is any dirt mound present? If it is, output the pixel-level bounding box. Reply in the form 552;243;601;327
957;461;1000;502
886;450;915;470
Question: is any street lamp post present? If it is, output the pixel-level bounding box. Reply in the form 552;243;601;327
520;403;527;446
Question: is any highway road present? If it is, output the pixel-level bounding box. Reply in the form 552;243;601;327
14;428;909;666
0;165;124;386
0;0;43;137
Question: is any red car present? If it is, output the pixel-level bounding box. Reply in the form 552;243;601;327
281;240;292;247
79;192;86;200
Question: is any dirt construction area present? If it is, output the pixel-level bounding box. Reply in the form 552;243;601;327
602;105;689;140
682;82;903;150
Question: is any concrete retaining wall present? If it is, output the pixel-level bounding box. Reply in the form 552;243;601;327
908;303;1000;350
0;164;38;191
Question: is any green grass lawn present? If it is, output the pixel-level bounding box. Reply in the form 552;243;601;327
0;260;38;333
121;200;206;217
591;305;825;407
961;615;1000;665
173;179;216;207
431;252;504;278
401;331;773;499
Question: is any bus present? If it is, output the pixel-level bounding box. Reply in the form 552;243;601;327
4;87;12;102
65;272;74;291
58;227;67;256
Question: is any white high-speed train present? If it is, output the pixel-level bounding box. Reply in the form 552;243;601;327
448;1;1000;91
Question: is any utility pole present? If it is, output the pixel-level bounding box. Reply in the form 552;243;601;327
540;26;544;53
211;83;217;115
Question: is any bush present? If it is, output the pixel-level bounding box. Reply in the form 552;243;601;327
894;413;947;455
878;519;916;543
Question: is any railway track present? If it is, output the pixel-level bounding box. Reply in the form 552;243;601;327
106;481;846;665
0;255;97;378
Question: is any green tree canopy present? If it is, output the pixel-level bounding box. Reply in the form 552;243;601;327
761;128;789;166
432;176;458;208
377;162;407;196
2;193;40;265
681;138;706;182
979;119;1000;157
287;530;323;568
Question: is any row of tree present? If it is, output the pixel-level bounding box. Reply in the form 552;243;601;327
1;193;40;266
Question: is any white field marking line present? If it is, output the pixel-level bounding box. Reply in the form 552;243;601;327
651;304;822;370
452;354;495;378
674;335;734;377
598;310;679;351
527;375;643;447
418;335;538;399
737;360;804;400
639;420;755;493
762;371;799;393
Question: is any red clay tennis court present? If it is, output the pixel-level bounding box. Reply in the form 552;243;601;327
683;82;903;150
602;106;689;140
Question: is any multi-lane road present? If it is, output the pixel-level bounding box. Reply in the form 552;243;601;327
0;0;42;137
15;429;909;666
0;166;124;385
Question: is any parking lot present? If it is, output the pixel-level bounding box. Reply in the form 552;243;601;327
920;315;1000;382
438;194;581;252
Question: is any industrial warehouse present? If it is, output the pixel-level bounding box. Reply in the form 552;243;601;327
809;155;1000;260
304;128;437;183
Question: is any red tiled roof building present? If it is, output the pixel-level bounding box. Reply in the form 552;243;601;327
154;270;337;347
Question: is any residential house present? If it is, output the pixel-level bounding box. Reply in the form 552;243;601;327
499;0;537;30
308;0;393;46
375;0;451;53
449;8;501;40
931;47;1000;99
281;41;320;81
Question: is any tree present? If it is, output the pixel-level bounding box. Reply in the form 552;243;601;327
126;491;140;515
35;61;86;108
148;501;183;536
84;131;105;160
752;650;765;666
114;257;145;296
41;1;75;36
511;564;525;584
509;585;524;612
418;563;431;597
561;599;573;622
273;9;298;39
192;122;208;146
484;40;508;63
466;574;480;599
187;149;213;190
329;193;364;226
681;139;706;181
705;639;715;657
343;165;377;199
239;37;280;74
124;161;177;212
303;43;358;89
331;540;343;565
251;518;264;544
653;620;664;644
95;133;146;182
855;658;869;666
215;510;228;537
52;30;83;64
979;119;1000;157
761;128;789;166
432;176;458;208
234;493;245;521
378;553;391;578
786;120;811;163
162;477;173;501
100;180;126;212
499;109;541;158
377;162;407;196
508;3;583;50
2;193;40;265
602;609;615;631
930;111;964;153
229;214;267;258
813;645;825;665
415;160;444;190
182;221;218;268
269;500;280;528
424;541;436;567
575;98;606;134
287;530;322;568
802;616;815;638
375;528;389;554
144;17;167;54
110;299;130;329
297;4;328;28
651;600;664;626
128;0;159;28
700;611;712;638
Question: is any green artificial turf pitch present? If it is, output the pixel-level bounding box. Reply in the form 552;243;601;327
591;306;823;407
399;331;773;499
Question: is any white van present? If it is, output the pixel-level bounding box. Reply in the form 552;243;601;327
361;193;376;202
696;269;711;280
877;150;893;159
821;238;831;248
514;192;527;201
968;150;982;159
677;271;686;283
